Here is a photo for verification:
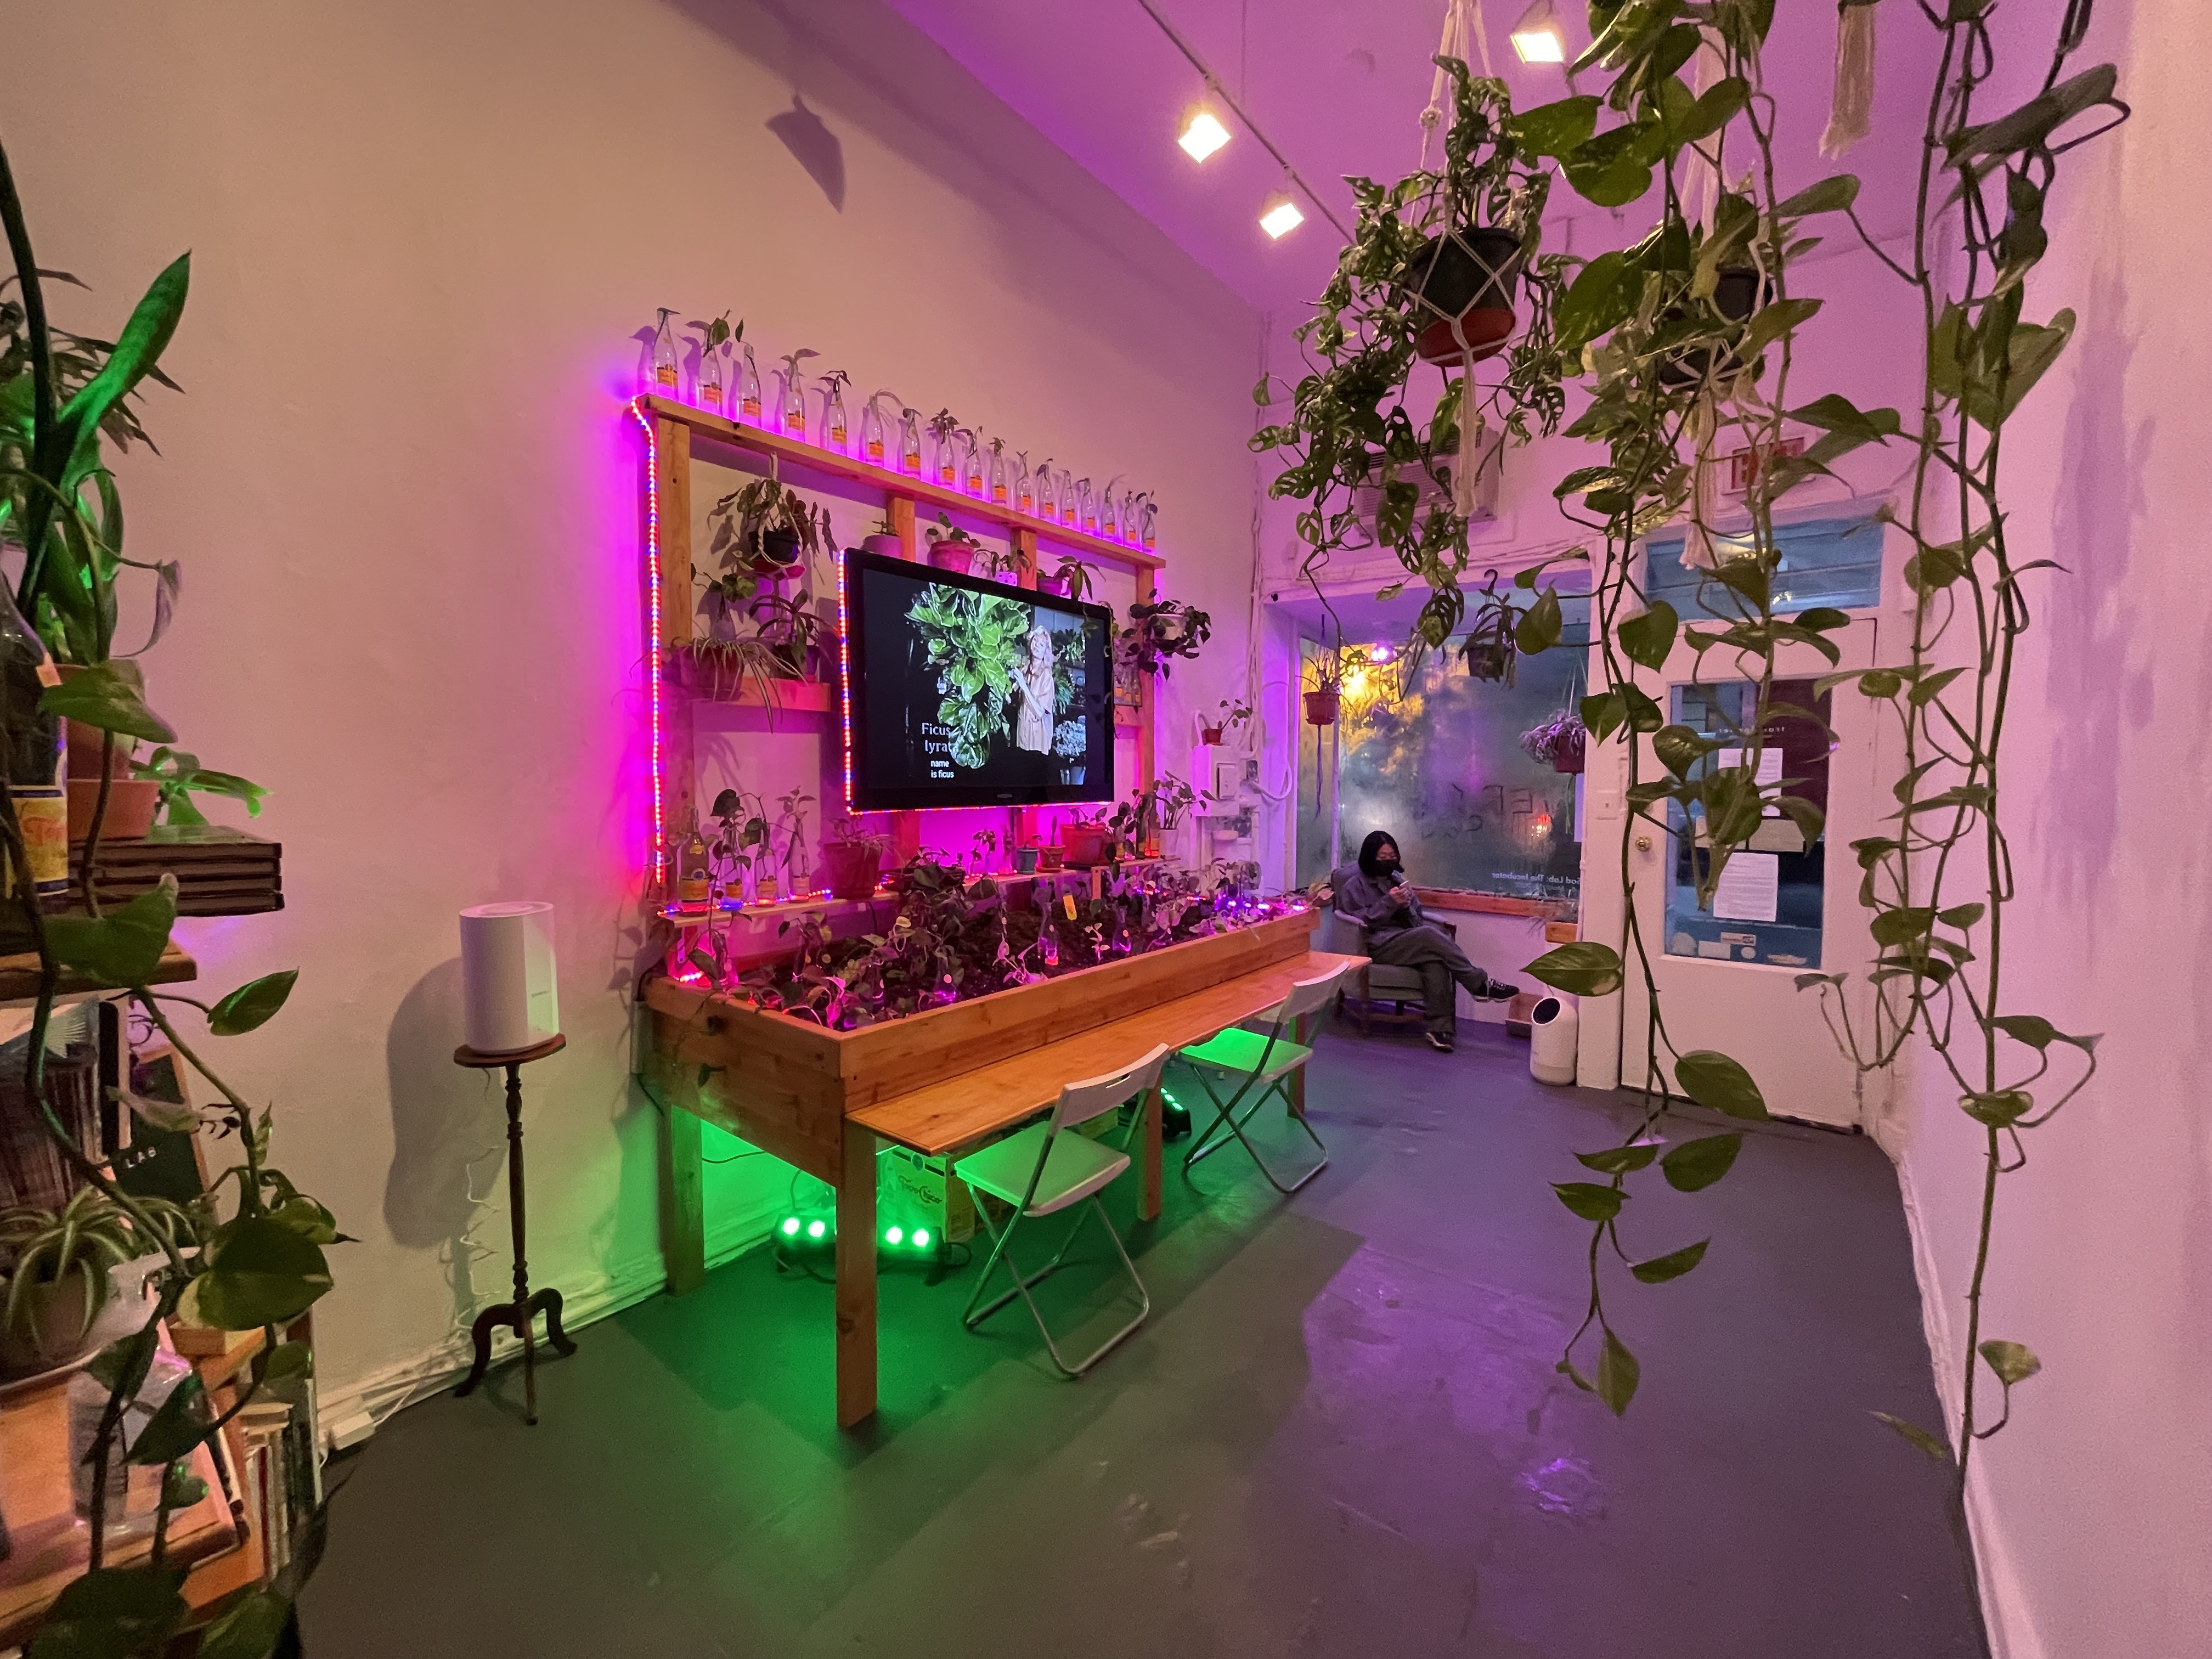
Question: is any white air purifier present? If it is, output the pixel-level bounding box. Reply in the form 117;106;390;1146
1529;994;1578;1086
459;901;560;1056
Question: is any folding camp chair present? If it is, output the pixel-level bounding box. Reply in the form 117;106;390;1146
1177;961;1353;1195
955;1043;1172;1378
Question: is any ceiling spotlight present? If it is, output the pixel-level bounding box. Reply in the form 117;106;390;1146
1259;190;1305;240
1177;100;1232;162
1510;0;1568;64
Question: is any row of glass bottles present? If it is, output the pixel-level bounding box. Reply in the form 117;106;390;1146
645;309;1159;550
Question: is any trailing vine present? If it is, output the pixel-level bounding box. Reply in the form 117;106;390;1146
1268;0;2129;1568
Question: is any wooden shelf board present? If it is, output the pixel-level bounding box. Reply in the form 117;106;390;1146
0;941;196;1004
639;394;1166;572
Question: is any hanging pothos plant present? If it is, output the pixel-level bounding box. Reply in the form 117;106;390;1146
1309;0;2127;1588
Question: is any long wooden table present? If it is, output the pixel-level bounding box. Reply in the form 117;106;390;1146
646;945;1363;1426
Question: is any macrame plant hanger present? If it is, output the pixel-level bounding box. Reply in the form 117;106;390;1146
1414;0;1506;522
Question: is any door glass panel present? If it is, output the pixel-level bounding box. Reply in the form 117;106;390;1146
1645;516;1882;618
1663;679;1830;968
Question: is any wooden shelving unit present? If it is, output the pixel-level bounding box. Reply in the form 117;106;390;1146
635;393;1167;899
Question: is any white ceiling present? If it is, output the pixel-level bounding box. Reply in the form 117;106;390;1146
883;0;1940;314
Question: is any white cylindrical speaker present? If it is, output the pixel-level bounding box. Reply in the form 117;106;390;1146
1529;994;1579;1086
459;902;560;1056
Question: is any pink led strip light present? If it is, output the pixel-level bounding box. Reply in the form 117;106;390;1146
629;397;666;889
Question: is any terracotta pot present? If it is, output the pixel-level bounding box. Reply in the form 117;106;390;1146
1033;574;1067;597
1199;726;1224;746
1304;689;1340;726
821;840;883;901
55;665;135;783
1037;846;1065;872
68;777;161;844
927;541;975;574
1060;823;1109;868
860;533;904;558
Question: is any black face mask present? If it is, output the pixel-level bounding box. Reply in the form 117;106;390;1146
1379;860;1403;877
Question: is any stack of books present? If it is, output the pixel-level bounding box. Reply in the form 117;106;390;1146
69;826;283;917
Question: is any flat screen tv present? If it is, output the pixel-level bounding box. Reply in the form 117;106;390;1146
841;549;1115;811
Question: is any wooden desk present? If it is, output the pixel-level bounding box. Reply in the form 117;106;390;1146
642;929;1360;1427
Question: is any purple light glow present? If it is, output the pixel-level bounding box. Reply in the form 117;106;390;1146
629;397;667;890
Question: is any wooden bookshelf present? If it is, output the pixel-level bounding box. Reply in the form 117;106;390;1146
0;942;196;1005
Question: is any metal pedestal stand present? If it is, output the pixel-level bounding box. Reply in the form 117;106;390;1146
451;1033;574;1424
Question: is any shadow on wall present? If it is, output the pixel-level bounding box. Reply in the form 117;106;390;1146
768;95;845;210
384;958;509;1328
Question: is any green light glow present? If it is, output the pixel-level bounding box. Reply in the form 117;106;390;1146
912;1228;930;1248
807;1220;827;1239
885;1226;904;1245
781;1217;801;1237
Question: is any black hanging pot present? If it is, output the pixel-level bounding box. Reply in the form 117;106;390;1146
758;528;804;566
1656;268;1772;388
1403;227;1525;366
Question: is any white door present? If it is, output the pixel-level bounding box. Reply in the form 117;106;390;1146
1586;615;1887;1130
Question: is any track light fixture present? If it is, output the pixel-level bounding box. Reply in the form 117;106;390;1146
1177;99;1232;162
1259;188;1305;240
1510;0;1568;64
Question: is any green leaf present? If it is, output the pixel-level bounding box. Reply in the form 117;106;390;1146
126;1371;211;1466
1630;1238;1710;1284
1652;723;1714;777
44;877;178;986
1506;94;1601;158
1978;1339;2041;1387
208;969;298;1035
194;1590;294;1659
1620;682;1664;733
1673;1049;1770;1120
40;661;178;745
25;1566;188;1659
42;252;190;490
1554;251;1637;348
1671;76;1748;147
1775;174;1861;217
190;1214;333;1331
1575;1143;1658;1175
1552;1181;1624;1223
1775;795;1825;849
1516;588;1562;654
1581;689;1626;743
1960;1089;2034;1127
1563;125;1657;208
1524;941;1623;997
1908;665;1969;707
1617;600;1678;669
1788;394;1899;444
1596;1328;1640;1415
1739;295;1824;364
1660;1132;1743;1192
1871;1410;1954;1464
262;1340;314;1383
1989;1013;2059;1049
161;1468;207;1511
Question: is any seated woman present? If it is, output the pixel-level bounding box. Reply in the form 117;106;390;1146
1332;830;1517;1053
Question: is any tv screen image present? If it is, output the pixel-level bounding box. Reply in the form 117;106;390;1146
843;550;1115;811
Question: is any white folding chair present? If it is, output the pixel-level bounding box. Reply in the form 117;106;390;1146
1177;962;1353;1195
955;1043;1171;1378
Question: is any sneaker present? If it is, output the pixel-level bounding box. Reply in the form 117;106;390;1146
1486;981;1521;1001
1425;1030;1455;1053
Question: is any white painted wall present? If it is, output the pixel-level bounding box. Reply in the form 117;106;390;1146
1878;3;2212;1654
4;0;1262;1415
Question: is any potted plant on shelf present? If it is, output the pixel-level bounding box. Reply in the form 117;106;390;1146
820;818;891;900
710;477;833;571
924;511;981;574
777;786;816;894
0;1188;200;1377
861;514;903;559
1012;843;1040;874
1201;696;1254;746
1037;842;1065;873
1034;554;1095;601
748;587;824;680
1110;772;1195;860
1059;807;1111;870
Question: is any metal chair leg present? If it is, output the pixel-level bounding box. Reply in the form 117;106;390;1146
1182;1069;1329;1195
965;1192;1150;1377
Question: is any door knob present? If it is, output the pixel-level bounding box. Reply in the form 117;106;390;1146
1634;834;1654;851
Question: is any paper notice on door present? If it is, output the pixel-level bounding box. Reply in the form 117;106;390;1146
1716;746;1786;814
1712;851;1780;923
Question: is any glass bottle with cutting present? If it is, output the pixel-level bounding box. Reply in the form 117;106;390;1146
736;343;764;422
778;347;817;437
820;368;852;455
899;406;924;476
646;306;679;395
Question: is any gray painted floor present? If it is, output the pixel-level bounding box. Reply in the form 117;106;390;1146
302;1022;1982;1658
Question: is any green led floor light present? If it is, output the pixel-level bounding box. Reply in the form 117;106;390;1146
781;1216;801;1237
806;1219;827;1240
885;1226;904;1245
912;1229;930;1249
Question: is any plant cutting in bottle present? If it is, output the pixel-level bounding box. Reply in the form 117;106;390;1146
737;341;763;420
688;311;738;413
819;368;851;454
647;306;679;393
1014;450;1034;515
963;425;986;496
928;409;961;486
988;436;1011;505
899;405;923;475
777;347;816;436
864;389;902;466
